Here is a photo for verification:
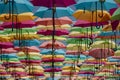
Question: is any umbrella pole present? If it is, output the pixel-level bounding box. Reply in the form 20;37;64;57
51;0;56;79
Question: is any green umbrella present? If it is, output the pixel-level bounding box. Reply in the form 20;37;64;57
66;38;91;44
3;28;37;34
111;8;120;20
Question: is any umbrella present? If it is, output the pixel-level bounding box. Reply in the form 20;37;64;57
14;46;40;52
73;10;111;23
36;17;72;26
74;20;109;27
102;23;120;31
39;36;67;41
0;12;36;22
34;7;74;18
75;0;118;12
30;0;76;7
0;20;36;29
89;48;114;59
37;24;71;30
0;0;33;14
90;40;117;49
39;40;66;49
37;29;69;36
111;8;120;20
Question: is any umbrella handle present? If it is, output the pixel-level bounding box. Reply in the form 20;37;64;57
98;1;104;18
4;0;12;20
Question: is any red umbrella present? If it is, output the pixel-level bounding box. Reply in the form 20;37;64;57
39;40;66;49
89;48;114;59
36;17;72;26
2;48;17;54
37;29;69;36
0;20;36;29
14;46;40;52
74;20;108;27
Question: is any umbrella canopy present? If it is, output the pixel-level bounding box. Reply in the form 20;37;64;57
89;48;114;59
30;0;76;7
74;20;109;27
0;12;36;22
73;10;111;23
14;46;40;52
0;42;14;48
39;36;67;41
102;23;120;31
0;20;36;29
0;0;33;14
36;17;72;26
90;40;117;49
34;7;74;18
111;8;120;20
75;0;118;11
39;40;66;49
37;29;69;36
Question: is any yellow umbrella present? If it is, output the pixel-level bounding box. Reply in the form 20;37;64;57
37;24;71;30
0;12;36;22
67;44;89;52
73;10;111;23
9;34;40;40
90;40;117;49
0;36;13;42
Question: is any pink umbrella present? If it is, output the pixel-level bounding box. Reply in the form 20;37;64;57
30;0;76;7
0;42;14;48
89;48;114;59
39;40;66;49
0;26;4;30
2;48;17;54
36;17;72;26
0;20;36;29
74;20;108;27
37;29;69;36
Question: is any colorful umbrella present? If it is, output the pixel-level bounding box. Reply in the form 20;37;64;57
34;7;74;18
89;48;114;59
30;0;76;7
111;8;120;20
36;17;72;26
39;40;66;49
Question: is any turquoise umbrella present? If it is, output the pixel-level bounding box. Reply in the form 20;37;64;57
34;7;74;18
0;0;33;14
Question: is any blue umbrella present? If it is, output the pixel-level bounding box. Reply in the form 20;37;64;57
41;49;66;55
0;0;33;14
75;0;118;11
34;7;74;18
75;0;118;18
13;39;41;47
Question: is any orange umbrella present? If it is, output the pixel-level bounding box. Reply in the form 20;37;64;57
39;40;66;49
73;10;111;23
36;17;72;26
